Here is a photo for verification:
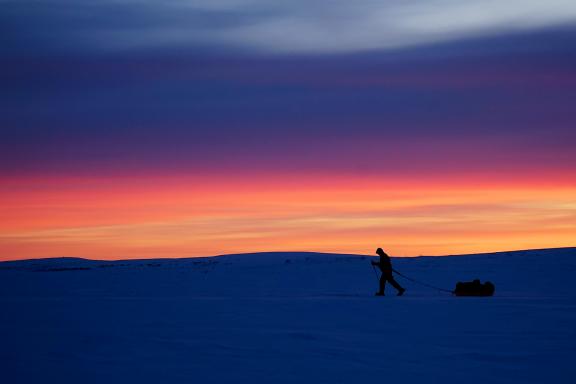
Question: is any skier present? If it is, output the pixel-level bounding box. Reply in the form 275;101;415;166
371;248;406;296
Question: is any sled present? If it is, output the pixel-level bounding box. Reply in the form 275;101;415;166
454;279;495;296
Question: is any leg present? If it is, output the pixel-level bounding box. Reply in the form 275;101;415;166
388;277;405;295
377;274;387;295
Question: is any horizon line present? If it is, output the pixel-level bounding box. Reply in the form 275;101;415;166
2;246;575;264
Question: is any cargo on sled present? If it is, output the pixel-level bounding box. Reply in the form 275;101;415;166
454;279;495;296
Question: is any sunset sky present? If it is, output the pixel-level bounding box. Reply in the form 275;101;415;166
1;1;575;260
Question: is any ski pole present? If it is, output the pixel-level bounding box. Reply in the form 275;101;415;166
371;263;380;283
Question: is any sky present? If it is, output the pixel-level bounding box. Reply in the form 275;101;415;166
1;1;576;260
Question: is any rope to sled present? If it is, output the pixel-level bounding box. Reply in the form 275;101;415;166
392;268;454;294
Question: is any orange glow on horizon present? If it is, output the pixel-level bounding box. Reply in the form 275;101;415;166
1;173;575;260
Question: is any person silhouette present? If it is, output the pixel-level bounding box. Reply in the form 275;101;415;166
371;248;406;296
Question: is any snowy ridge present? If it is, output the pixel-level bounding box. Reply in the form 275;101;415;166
1;247;575;298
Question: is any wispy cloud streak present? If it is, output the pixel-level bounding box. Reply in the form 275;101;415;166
3;0;576;55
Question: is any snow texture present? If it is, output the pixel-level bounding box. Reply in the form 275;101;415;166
1;248;575;383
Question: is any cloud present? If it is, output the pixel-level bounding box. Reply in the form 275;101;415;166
211;0;576;53
2;0;576;55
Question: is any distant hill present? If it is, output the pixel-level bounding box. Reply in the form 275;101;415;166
1;247;574;298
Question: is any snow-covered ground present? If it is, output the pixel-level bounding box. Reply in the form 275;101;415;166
1;248;575;383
